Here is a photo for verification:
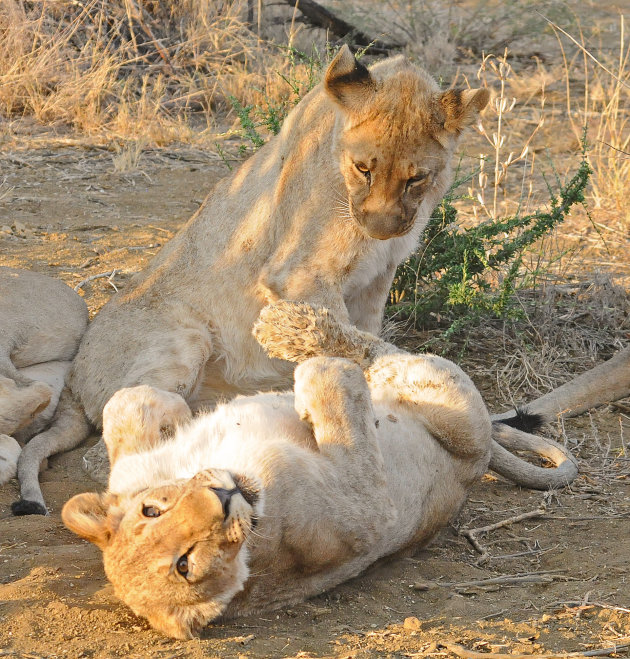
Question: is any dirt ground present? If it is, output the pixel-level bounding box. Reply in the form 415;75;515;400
0;147;629;659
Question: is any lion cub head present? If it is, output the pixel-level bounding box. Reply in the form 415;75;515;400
63;468;260;639
325;45;490;240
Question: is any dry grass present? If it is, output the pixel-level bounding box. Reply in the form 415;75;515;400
0;0;315;144
553;14;630;221
417;273;630;408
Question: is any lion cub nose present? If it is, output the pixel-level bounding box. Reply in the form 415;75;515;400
209;487;240;519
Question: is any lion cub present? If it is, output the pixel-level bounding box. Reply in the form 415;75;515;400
0;267;88;511
63;303;495;639
58;46;490;498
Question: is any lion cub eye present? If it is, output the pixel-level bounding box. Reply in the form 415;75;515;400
142;505;161;518
354;162;371;184
405;173;428;191
176;554;189;577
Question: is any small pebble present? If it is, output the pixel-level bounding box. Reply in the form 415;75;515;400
403;616;422;631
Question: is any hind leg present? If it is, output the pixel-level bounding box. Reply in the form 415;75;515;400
366;353;492;461
74;315;214;483
13;387;90;515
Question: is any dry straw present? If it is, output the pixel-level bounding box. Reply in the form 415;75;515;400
0;0;307;142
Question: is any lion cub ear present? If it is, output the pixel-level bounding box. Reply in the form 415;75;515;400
325;44;375;113
437;87;490;133
62;492;112;550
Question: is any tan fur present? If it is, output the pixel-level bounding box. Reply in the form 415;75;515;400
65;47;490;477
493;345;630;424
253;301;579;489
63;325;494;639
0;267;89;514
64;302;628;638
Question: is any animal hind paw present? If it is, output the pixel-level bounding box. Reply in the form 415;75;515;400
0;434;20;485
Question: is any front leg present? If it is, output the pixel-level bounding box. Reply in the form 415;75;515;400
258;263;351;326
287;357;396;557
345;262;397;335
102;385;192;468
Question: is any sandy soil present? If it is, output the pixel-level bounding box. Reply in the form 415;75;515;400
0;147;628;658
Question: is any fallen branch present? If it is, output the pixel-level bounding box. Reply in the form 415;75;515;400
460;504;547;562
283;0;402;53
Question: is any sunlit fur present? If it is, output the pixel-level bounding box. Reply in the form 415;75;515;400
102;471;255;639
64;308;495;638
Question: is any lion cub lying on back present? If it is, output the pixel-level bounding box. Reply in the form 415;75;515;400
63;301;500;639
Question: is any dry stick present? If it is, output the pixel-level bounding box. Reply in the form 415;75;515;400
283;0;403;53
461;504;547;562
441;638;630;659
74;269;121;292
439;570;565;589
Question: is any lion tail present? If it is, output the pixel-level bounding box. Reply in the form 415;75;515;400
12;386;90;516
492;346;630;426
489;422;578;490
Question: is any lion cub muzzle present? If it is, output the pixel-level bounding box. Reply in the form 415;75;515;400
354;205;412;240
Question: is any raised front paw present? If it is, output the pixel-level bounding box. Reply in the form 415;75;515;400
102;385;192;466
253;301;350;363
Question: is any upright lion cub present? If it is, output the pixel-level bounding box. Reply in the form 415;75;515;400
15;47;490;513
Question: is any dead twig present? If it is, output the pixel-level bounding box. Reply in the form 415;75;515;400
440;637;630;659
74;268;121;292
439;570;566;589
484;542;557;561
460;504;547;563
